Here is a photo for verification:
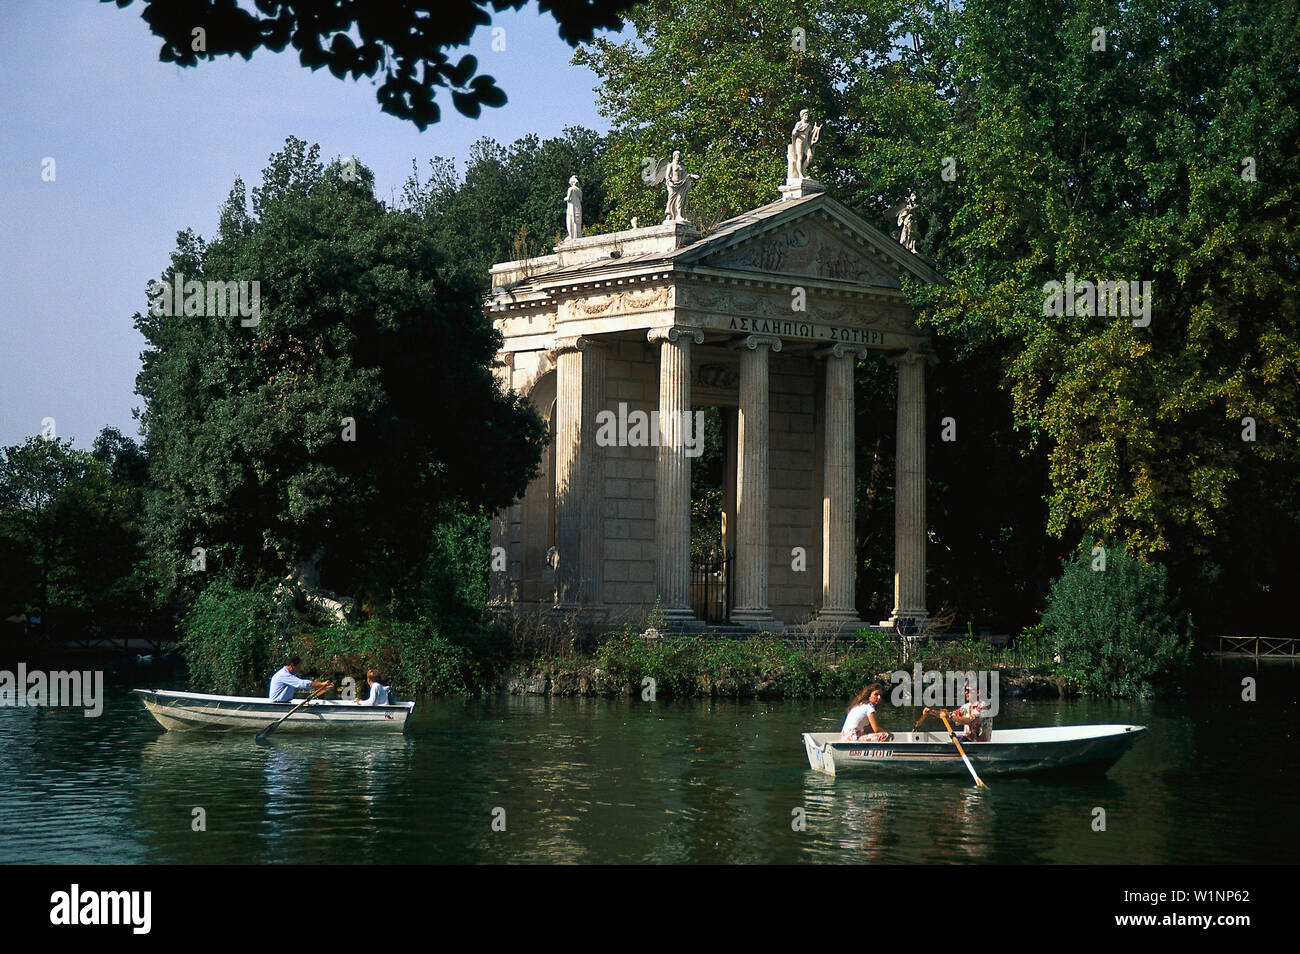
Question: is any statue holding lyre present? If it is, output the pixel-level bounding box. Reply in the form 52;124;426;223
787;109;823;182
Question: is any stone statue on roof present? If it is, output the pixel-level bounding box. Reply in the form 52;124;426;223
787;108;823;182
564;175;583;241
646;151;700;224
896;191;919;252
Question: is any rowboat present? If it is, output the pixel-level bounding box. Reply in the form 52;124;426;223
802;724;1146;777
133;689;414;733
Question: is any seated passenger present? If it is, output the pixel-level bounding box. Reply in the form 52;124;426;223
355;668;392;706
840;682;894;742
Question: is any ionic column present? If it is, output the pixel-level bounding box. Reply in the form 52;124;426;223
889;350;929;623
551;340;583;610
489;352;516;609
649;325;703;626
550;336;606;616
730;334;780;627
817;344;864;626
577;338;606;617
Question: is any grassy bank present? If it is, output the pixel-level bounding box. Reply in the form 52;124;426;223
483;628;1066;700
178;545;1196;701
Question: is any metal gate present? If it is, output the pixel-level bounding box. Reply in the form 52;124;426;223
690;546;731;623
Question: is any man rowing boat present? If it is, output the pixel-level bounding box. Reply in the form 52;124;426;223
268;656;333;703
924;683;993;741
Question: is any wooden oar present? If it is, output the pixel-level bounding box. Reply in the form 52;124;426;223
939;710;989;789
256;684;329;745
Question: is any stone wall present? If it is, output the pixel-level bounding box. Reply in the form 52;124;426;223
600;338;659;607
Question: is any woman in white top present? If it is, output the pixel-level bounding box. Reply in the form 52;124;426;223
355;668;392;706
840;682;893;742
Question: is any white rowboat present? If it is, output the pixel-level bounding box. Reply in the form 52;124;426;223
133;689;414;734
802;723;1146;777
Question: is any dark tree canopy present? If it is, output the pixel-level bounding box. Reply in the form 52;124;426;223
0;430;158;640
402;126;611;283
135;137;547;603
105;0;635;128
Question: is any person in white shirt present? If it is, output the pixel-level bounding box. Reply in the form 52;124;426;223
268;656;332;703
840;682;893;742
355;669;392;706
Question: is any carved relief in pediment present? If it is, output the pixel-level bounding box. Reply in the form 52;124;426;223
707;225;900;287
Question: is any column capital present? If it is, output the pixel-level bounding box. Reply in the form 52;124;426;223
887;347;938;368
549;334;602;359
648;325;704;345
729;333;783;353
493;351;516;370
816;342;868;360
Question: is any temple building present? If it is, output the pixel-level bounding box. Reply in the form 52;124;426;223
486;139;944;633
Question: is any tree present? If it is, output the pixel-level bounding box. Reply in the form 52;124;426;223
105;0;636;129
574;0;864;229
906;0;1300;633
0;437;86;626
1041;544;1193;696
0;430;156;639
402;126;612;284
135;137;547;608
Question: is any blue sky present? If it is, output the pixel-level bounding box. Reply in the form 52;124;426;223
0;1;628;449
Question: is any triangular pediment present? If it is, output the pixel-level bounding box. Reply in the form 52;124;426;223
705;223;900;286
675;192;944;289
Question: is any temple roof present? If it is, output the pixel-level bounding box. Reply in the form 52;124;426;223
488;191;944;310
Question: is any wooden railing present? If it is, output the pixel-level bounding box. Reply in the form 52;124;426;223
1216;635;1300;657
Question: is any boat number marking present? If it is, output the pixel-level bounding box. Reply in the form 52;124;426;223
847;748;892;758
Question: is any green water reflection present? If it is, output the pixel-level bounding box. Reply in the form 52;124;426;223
1;661;1295;864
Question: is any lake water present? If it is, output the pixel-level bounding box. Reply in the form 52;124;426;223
2;661;1296;864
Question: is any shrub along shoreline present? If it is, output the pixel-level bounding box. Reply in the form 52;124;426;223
179;583;1067;700
480;629;1068;700
179;540;1199;701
